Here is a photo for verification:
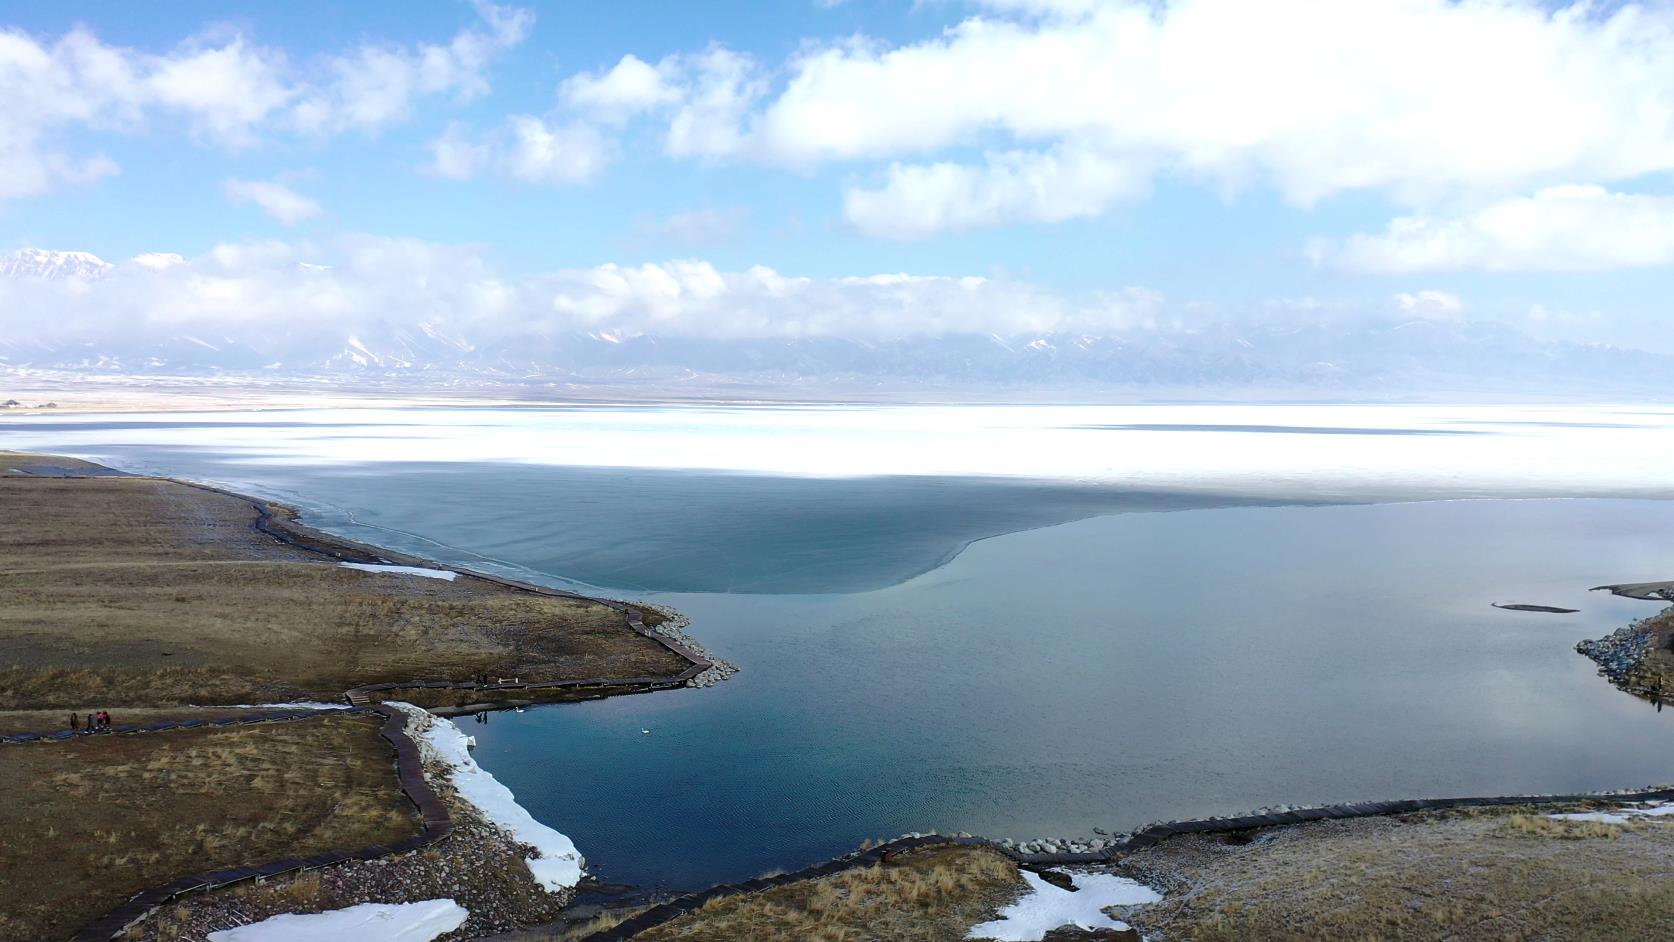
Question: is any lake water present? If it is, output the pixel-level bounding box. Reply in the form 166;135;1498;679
7;402;1674;890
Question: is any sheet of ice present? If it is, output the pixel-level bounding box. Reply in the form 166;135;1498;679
1551;801;1674;824
340;562;458;581
391;702;584;891
205;899;467;942
968;869;1162;941
8;403;1674;502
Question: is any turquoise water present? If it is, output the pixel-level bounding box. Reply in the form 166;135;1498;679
7;406;1674;891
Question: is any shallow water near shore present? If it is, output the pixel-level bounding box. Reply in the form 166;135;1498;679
7;403;1674;890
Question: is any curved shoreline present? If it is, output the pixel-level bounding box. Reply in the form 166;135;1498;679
168;476;721;702
574;780;1674;941
8;455;715;941
25;454;1674;940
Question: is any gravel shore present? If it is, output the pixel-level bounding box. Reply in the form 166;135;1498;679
636;603;739;689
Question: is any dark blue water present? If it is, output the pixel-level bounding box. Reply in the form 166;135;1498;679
8;413;1674;892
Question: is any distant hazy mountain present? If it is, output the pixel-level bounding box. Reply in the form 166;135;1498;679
3;248;1669;398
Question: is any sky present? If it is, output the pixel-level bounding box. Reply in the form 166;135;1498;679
4;0;1674;349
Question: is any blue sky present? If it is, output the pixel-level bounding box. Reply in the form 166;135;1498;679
4;1;1674;348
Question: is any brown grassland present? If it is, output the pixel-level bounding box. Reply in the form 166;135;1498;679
605;808;1674;942
0;451;687;712
0;713;418;942
630;845;1025;942
0;450;694;941
1120;806;1674;941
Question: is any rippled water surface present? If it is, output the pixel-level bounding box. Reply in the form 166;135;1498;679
7;403;1674;889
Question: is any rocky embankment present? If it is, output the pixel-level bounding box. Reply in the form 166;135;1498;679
1577;584;1674;699
1576;621;1656;690
638;604;740;689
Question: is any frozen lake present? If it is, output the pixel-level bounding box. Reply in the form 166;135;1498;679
7;401;1674;889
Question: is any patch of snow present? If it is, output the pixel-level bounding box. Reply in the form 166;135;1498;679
205;899;467;942
340;562;457;581
967;869;1161;941
1551;801;1674;824
390;702;584;891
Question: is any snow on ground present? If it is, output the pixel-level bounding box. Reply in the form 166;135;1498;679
390;702;584;891
1550;801;1674;824
968;869;1161;941
205;899;467;942
340;562;458;581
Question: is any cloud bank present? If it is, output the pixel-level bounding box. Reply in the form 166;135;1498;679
1315;186;1674;273
0;239;1163;347
444;0;1674;265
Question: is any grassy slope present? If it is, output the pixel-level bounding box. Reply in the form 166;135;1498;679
630;846;1025;942
1121;808;1674;941
0;458;687;710
0;714;418;942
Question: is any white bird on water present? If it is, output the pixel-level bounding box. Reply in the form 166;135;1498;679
641;728;651;735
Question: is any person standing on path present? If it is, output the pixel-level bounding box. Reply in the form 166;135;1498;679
85;712;95;732
69;712;78;731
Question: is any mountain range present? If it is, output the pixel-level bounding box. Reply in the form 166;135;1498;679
3;249;1668;399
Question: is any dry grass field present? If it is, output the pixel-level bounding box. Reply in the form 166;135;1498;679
1120;806;1674;941
0;713;418;942
631;846;1025;942
0;452;688;712
584;808;1674;942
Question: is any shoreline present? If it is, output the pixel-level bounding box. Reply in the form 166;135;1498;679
3;450;725;941
17;449;1674;940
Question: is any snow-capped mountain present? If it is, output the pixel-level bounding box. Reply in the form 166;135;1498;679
2;248;1670;397
0;248;113;280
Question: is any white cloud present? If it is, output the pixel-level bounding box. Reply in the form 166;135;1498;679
844;144;1150;238
0;4;531;200
223;178;322;225
502;116;611;184
1319;186;1674;273
142;36;294;146
289;1;532;134
1392;289;1464;318
663;47;764;159
535;0;1674;236
0;237;1164;344
428;121;492;179
424;116;611;186
560;54;681;120
433;45;763;185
